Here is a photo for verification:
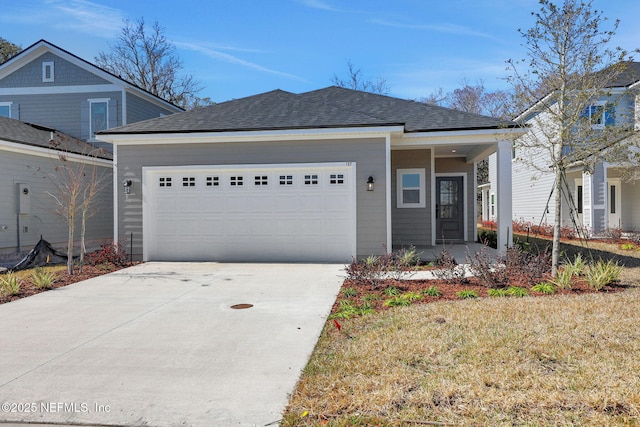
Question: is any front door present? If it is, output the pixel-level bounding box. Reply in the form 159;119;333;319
436;176;464;242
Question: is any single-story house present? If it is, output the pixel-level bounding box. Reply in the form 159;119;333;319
99;87;523;262
0;115;113;253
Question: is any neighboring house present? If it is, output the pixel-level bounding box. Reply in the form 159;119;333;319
482;63;640;235
99;87;523;262
0;39;183;153
0;116;112;253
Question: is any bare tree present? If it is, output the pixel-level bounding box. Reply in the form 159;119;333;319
47;135;107;274
331;60;391;95
96;18;202;109
506;0;637;275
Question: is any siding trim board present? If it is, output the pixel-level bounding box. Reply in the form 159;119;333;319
0;139;113;167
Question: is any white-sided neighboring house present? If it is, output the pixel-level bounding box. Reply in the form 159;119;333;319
99;86;525;262
481;62;640;235
0;116;113;253
0;39;183;153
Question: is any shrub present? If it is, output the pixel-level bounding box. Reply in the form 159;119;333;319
86;242;128;267
0;272;22;296
507;286;530;297
344;256;386;289
488;288;508;297
548;267;574;290
421;286;442;297
433;248;467;284
620;243;635;251
586;259;622;291
330;300;374;319
342;287;358;297
30;267;58;290
456;289;478;299
384;296;412;307
531;282;557;294
563;253;587;276
383;286;401;296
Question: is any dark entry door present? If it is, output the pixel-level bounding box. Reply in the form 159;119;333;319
436;176;464;242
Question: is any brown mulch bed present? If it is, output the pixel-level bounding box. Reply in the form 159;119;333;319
0;264;133;305
332;276;628;314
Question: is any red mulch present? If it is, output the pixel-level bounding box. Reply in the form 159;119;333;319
332;276;628;314
0;264;134;305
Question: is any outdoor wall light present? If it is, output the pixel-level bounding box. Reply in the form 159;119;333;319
123;179;133;194
367;176;374;191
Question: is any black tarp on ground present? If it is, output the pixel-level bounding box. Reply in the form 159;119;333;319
3;238;69;271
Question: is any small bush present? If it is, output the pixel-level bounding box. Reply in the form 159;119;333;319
586;259;622;291
531;282;557;294
383;286;401;296
620;243;635;251
330;300;374;319
457;289;478;299
87;242;128;267
30;267;58;290
433;248;467;284
563;253;587;276
488;288;508;297
507;286;530;297
0;272;22;296
342;287;358;297
548;267;574;290
421;286;442;297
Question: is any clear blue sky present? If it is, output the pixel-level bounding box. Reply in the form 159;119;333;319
3;0;640;103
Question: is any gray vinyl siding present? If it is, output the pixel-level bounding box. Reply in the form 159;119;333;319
0;52;110;88
126;92;178;124
435;157;476;242
0;148;113;252
0;92;122;141
117;138;388;260
391;149;432;246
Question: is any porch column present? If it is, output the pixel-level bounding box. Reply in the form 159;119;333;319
495;140;512;252
582;162;607;235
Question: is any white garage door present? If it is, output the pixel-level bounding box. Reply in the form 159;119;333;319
143;162;356;262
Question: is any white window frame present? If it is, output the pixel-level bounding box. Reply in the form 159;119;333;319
89;98;110;139
584;101;610;129
0;102;12;118
397;168;426;208
42;62;54;82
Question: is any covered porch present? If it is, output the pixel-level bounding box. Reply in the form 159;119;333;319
389;130;518;254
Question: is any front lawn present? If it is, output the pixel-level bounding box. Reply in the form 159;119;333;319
282;241;640;426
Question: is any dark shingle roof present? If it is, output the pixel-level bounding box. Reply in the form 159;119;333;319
0;116;112;160
100;86;516;136
605;61;640;87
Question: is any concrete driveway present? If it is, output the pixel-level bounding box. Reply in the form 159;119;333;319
0;262;344;426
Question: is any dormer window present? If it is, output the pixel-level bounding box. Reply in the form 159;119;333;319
42;62;54;82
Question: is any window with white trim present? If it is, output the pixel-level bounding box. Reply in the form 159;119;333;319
254;175;268;186
582;101;614;129
42;62;54;82
397;169;425;208
230;176;244;186
0;102;11;118
159;177;172;187
182;177;196;187
89;99;109;139
206;176;219;187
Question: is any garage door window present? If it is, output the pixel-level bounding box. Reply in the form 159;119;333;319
330;174;344;184
304;174;319;185
230;176;244;186
206;176;219;187
182;177;196;187
254;175;268;186
279;175;293;185
159;177;172;187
